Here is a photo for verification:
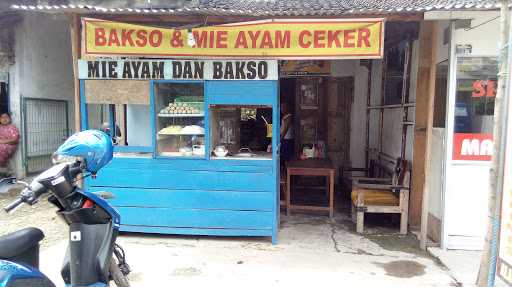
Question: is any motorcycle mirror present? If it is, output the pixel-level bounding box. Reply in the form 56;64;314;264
0;177;19;195
0;177;17;185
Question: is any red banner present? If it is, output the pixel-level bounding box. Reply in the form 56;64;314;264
453;133;493;161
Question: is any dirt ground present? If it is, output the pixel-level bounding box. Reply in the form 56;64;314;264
0;187;67;249
1;183;460;286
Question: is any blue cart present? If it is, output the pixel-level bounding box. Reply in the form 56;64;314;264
79;73;280;244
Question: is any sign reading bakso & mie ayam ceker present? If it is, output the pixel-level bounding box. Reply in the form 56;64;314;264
83;18;384;59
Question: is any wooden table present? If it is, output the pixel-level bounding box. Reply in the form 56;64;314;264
286;159;335;217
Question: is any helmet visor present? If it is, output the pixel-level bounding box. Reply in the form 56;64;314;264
51;153;83;165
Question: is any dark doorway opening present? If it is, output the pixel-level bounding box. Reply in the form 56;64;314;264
0;82;8;114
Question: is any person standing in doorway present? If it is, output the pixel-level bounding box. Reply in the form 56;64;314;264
280;102;294;167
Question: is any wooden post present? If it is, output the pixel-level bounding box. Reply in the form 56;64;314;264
476;1;510;285
69;13;81;133
68;13;82;188
411;21;437;249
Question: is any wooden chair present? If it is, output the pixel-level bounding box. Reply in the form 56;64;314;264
351;159;410;234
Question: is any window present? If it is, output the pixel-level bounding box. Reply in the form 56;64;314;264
433;60;448;128
384;42;408;105
209;105;272;160
154;83;205;157
452;57;497;161
0;82;8;114
454;57;498;134
84;80;152;155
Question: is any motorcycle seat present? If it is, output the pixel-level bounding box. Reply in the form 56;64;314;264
0;227;44;259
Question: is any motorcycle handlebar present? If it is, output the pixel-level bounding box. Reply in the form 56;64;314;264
4;198;23;213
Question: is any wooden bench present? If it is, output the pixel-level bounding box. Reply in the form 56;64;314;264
350;159;410;234
340;157;396;192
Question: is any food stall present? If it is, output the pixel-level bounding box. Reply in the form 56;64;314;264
77;59;280;243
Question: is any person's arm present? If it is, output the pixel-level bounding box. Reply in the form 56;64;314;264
0;126;20;145
0;137;18;144
280;115;292;141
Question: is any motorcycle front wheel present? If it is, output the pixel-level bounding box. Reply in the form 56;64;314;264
110;257;131;287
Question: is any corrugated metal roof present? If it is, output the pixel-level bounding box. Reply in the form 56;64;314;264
10;0;508;16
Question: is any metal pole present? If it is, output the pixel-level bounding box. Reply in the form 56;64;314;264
400;40;413;161
477;1;510;285
365;61;372;172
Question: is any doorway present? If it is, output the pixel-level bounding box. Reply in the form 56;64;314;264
0;81;8;114
279;69;354;214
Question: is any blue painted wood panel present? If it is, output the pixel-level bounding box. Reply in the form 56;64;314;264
120;225;272;237
103;156;273;170
88;186;273;211
117;207;273;230
91;167;274;191
206;81;276;105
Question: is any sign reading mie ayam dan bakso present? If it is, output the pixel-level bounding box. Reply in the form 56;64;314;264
83;18;384;59
78;59;278;80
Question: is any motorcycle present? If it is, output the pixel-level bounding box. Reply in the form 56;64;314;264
0;130;130;287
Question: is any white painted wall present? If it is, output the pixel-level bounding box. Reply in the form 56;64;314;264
381;40;419;164
452;11;500;56
8;13;74;177
429;128;445;219
350;61;367;168
436;21;451;64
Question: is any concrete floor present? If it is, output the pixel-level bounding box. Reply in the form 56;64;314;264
39;214;459;287
429;247;481;286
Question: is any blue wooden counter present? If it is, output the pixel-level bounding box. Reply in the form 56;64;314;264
82;80;280;243
88;157;277;240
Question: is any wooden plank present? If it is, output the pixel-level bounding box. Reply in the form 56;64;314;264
411;21;437;249
84;80;150;104
120;225;273;237
286;169;291;216
90;167;275;191
105;156;273;170
117;207;273;230
288;205;330;211
329;170;334;217
356;211;364;233
88;186;273;211
83;14;423;25
206;81;276;105
68;13;81;132
365;206;401;213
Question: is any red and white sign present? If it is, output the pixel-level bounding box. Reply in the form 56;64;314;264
453;133;493;161
472;80;496;98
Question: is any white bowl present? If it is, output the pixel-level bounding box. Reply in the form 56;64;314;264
179;147;193;156
214;150;229;157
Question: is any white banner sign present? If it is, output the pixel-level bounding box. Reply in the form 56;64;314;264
78;59;277;81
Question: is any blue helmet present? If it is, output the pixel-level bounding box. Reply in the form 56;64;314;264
54;130;113;173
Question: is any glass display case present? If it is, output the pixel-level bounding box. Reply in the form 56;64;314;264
209;104;272;160
155;83;205;157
